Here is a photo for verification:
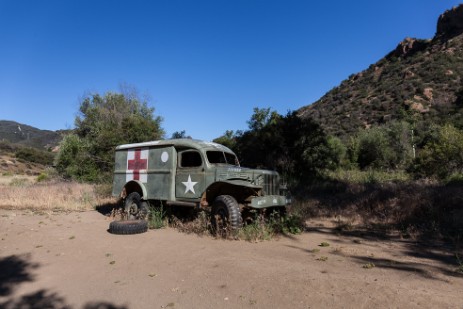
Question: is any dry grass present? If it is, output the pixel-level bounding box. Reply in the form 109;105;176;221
0;176;115;211
295;179;463;241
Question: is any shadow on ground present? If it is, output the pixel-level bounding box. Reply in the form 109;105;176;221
0;254;128;309
293;222;463;281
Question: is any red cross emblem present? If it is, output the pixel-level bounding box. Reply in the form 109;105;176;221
126;148;148;182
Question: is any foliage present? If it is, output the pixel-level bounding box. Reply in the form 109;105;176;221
325;136;347;169
269;212;304;235
55;86;164;182
356;127;394;169
347;121;414;171
231;109;339;186
148;205;166;229
237;211;303;241
54;134;100;182
171;130;192;139
213;130;238;150
413;124;463;179
238;215;275;241
36;172;49;182
15;147;54;166
246;107;280;131
327;169;410;184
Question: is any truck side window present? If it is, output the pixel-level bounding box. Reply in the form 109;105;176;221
180;151;202;167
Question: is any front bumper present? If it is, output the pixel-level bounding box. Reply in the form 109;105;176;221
249;195;290;209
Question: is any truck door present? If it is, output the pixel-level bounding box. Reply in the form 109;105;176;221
175;149;205;200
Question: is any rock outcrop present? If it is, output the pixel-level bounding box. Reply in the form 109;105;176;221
436;5;463;40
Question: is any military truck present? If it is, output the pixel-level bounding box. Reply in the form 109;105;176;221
112;139;290;232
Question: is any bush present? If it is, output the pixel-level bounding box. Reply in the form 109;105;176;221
356;128;394;169
15;147;54;166
36;172;49;182
413;124;463;179
54;134;100;182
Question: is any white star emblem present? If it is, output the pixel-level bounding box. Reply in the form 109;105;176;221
182;175;198;194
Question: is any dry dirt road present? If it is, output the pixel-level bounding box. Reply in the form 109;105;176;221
0;209;462;309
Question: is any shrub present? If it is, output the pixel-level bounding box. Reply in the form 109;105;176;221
356;128;394;169
413;124;463;179
36;172;49;182
15;147;54;165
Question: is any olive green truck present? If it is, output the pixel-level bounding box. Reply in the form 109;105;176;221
112;139;290;230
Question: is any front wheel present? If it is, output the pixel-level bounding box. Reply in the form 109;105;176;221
211;195;242;236
124;192;149;220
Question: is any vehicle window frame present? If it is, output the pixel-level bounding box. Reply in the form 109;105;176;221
179;150;203;168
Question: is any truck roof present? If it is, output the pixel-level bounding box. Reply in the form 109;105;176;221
115;138;235;153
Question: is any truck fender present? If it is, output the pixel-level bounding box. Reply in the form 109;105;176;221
122;180;148;200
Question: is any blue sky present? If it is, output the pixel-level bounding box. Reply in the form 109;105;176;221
0;1;461;141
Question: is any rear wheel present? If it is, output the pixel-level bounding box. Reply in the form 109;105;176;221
124;192;149;220
211;195;242;237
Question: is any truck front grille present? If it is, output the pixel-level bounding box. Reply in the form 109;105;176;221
262;174;279;195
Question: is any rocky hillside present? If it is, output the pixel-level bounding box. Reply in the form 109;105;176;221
298;5;463;137
0;120;63;150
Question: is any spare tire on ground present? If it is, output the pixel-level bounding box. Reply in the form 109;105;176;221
109;220;148;235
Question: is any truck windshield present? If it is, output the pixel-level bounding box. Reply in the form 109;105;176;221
206;151;239;166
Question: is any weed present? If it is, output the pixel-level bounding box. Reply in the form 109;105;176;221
363;262;375;269
36;172;49;182
238;217;274;242
316;256;328;261
170;210;210;235
270;212;304;235
319;242;330;247
148;204;166;229
311;248;320;253
109;261;116;265
69;236;75;240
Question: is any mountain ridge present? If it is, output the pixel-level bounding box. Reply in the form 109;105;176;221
0;120;63;150
298;4;463;138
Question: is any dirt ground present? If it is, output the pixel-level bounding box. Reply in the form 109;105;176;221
0;209;462;309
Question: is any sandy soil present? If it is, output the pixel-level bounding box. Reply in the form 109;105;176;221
0;209;462;309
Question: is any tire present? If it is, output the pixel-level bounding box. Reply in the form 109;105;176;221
124;192;150;220
109;220;148;235
211;195;242;236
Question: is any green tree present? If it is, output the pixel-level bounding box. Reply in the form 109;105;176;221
414;124;463;179
325;136;347;170
356;127;394;170
171;130;191;139
56;87;164;182
233;109;335;186
213;130;238;150
247;107;280;131
54;134;99;182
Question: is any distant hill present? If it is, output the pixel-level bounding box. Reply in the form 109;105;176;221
0;120;64;150
298;5;463;137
